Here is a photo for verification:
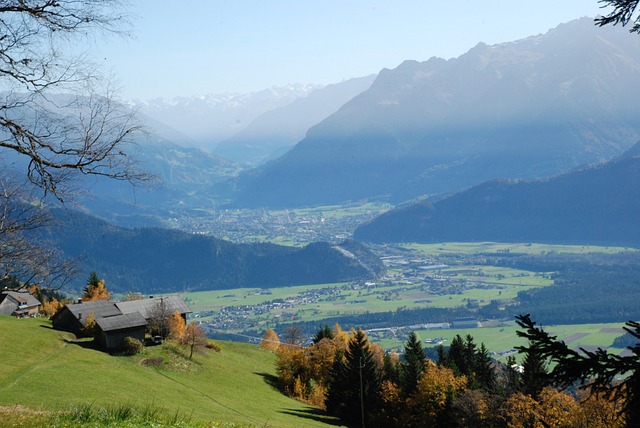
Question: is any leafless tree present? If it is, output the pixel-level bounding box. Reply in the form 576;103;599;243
0;177;78;290
0;0;147;201
0;1;147;291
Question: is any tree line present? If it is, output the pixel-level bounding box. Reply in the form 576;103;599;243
265;316;639;427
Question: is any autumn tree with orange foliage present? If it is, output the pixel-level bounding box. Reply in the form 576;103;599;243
260;329;280;351
81;272;110;301
500;386;622;428
83;312;98;337
168;311;186;343
406;363;468;427
183;322;207;360
40;298;63;318
275;324;352;407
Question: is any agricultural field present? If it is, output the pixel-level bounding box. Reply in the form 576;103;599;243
373;321;629;361
184;263;551;331
404;242;638;255
181;242;637;357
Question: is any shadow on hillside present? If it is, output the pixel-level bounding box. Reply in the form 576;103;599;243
254;372;280;391
279;408;343;426
38;324;53;329
61;337;100;351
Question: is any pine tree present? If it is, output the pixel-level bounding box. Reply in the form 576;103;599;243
520;343;549;400
81;272;110;301
444;334;465;376
474;343;496;392
312;324;334;344
400;331;426;395
326;329;381;426
516;314;640;427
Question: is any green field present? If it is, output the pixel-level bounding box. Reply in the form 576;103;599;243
183;264;553;327
375;321;629;361
404;242;638;255
0;316;340;428
180;241;636;364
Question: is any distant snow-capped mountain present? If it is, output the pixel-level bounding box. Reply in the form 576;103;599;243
130;84;321;148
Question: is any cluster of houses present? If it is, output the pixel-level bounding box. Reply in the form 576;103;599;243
0;289;191;351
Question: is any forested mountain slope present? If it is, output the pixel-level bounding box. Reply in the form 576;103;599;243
39;209;383;294
354;146;640;247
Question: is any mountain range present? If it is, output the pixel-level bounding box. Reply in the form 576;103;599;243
232;18;640;208
133;84;321;148
354;143;640;247
213;75;376;165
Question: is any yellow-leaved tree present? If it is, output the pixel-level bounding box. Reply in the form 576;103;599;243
168;311;186;343
403;363;468;427
260;328;280;351
41;298;63;318
183;322;207;360
81;272;110;301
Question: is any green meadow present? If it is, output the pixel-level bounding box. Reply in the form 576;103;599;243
0;316;340;428
183;265;552;325
404;242;638;255
376;321;629;361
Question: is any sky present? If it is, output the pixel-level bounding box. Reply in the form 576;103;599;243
93;1;606;100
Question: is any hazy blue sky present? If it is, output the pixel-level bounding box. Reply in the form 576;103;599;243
96;1;605;100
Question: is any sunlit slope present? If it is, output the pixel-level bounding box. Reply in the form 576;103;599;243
0;316;339;428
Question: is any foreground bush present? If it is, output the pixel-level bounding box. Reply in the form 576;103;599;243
121;337;144;356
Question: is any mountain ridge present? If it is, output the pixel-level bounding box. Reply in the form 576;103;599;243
232;18;640;208
38;208;384;294
353;144;640;247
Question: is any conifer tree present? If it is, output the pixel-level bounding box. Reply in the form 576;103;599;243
312;324;334;344
81;272;110;301
475;343;497;392
326;329;381;426
516;314;640;427
520;343;549;400
400;331;426;395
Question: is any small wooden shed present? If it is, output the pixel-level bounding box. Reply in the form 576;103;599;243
94;312;147;350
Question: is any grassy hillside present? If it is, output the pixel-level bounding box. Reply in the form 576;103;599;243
0;316;341;427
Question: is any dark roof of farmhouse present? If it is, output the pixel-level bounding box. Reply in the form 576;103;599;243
65;300;122;322
116;295;191;319
95;311;147;332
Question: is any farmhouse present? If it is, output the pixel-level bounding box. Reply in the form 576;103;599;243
117;295;191;322
52;299;121;335
52;295;191;351
0;290;41;317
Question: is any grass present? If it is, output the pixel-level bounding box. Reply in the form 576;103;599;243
376;321;630;362
404;242;638;255
0;316;341;428
183;264;552;327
